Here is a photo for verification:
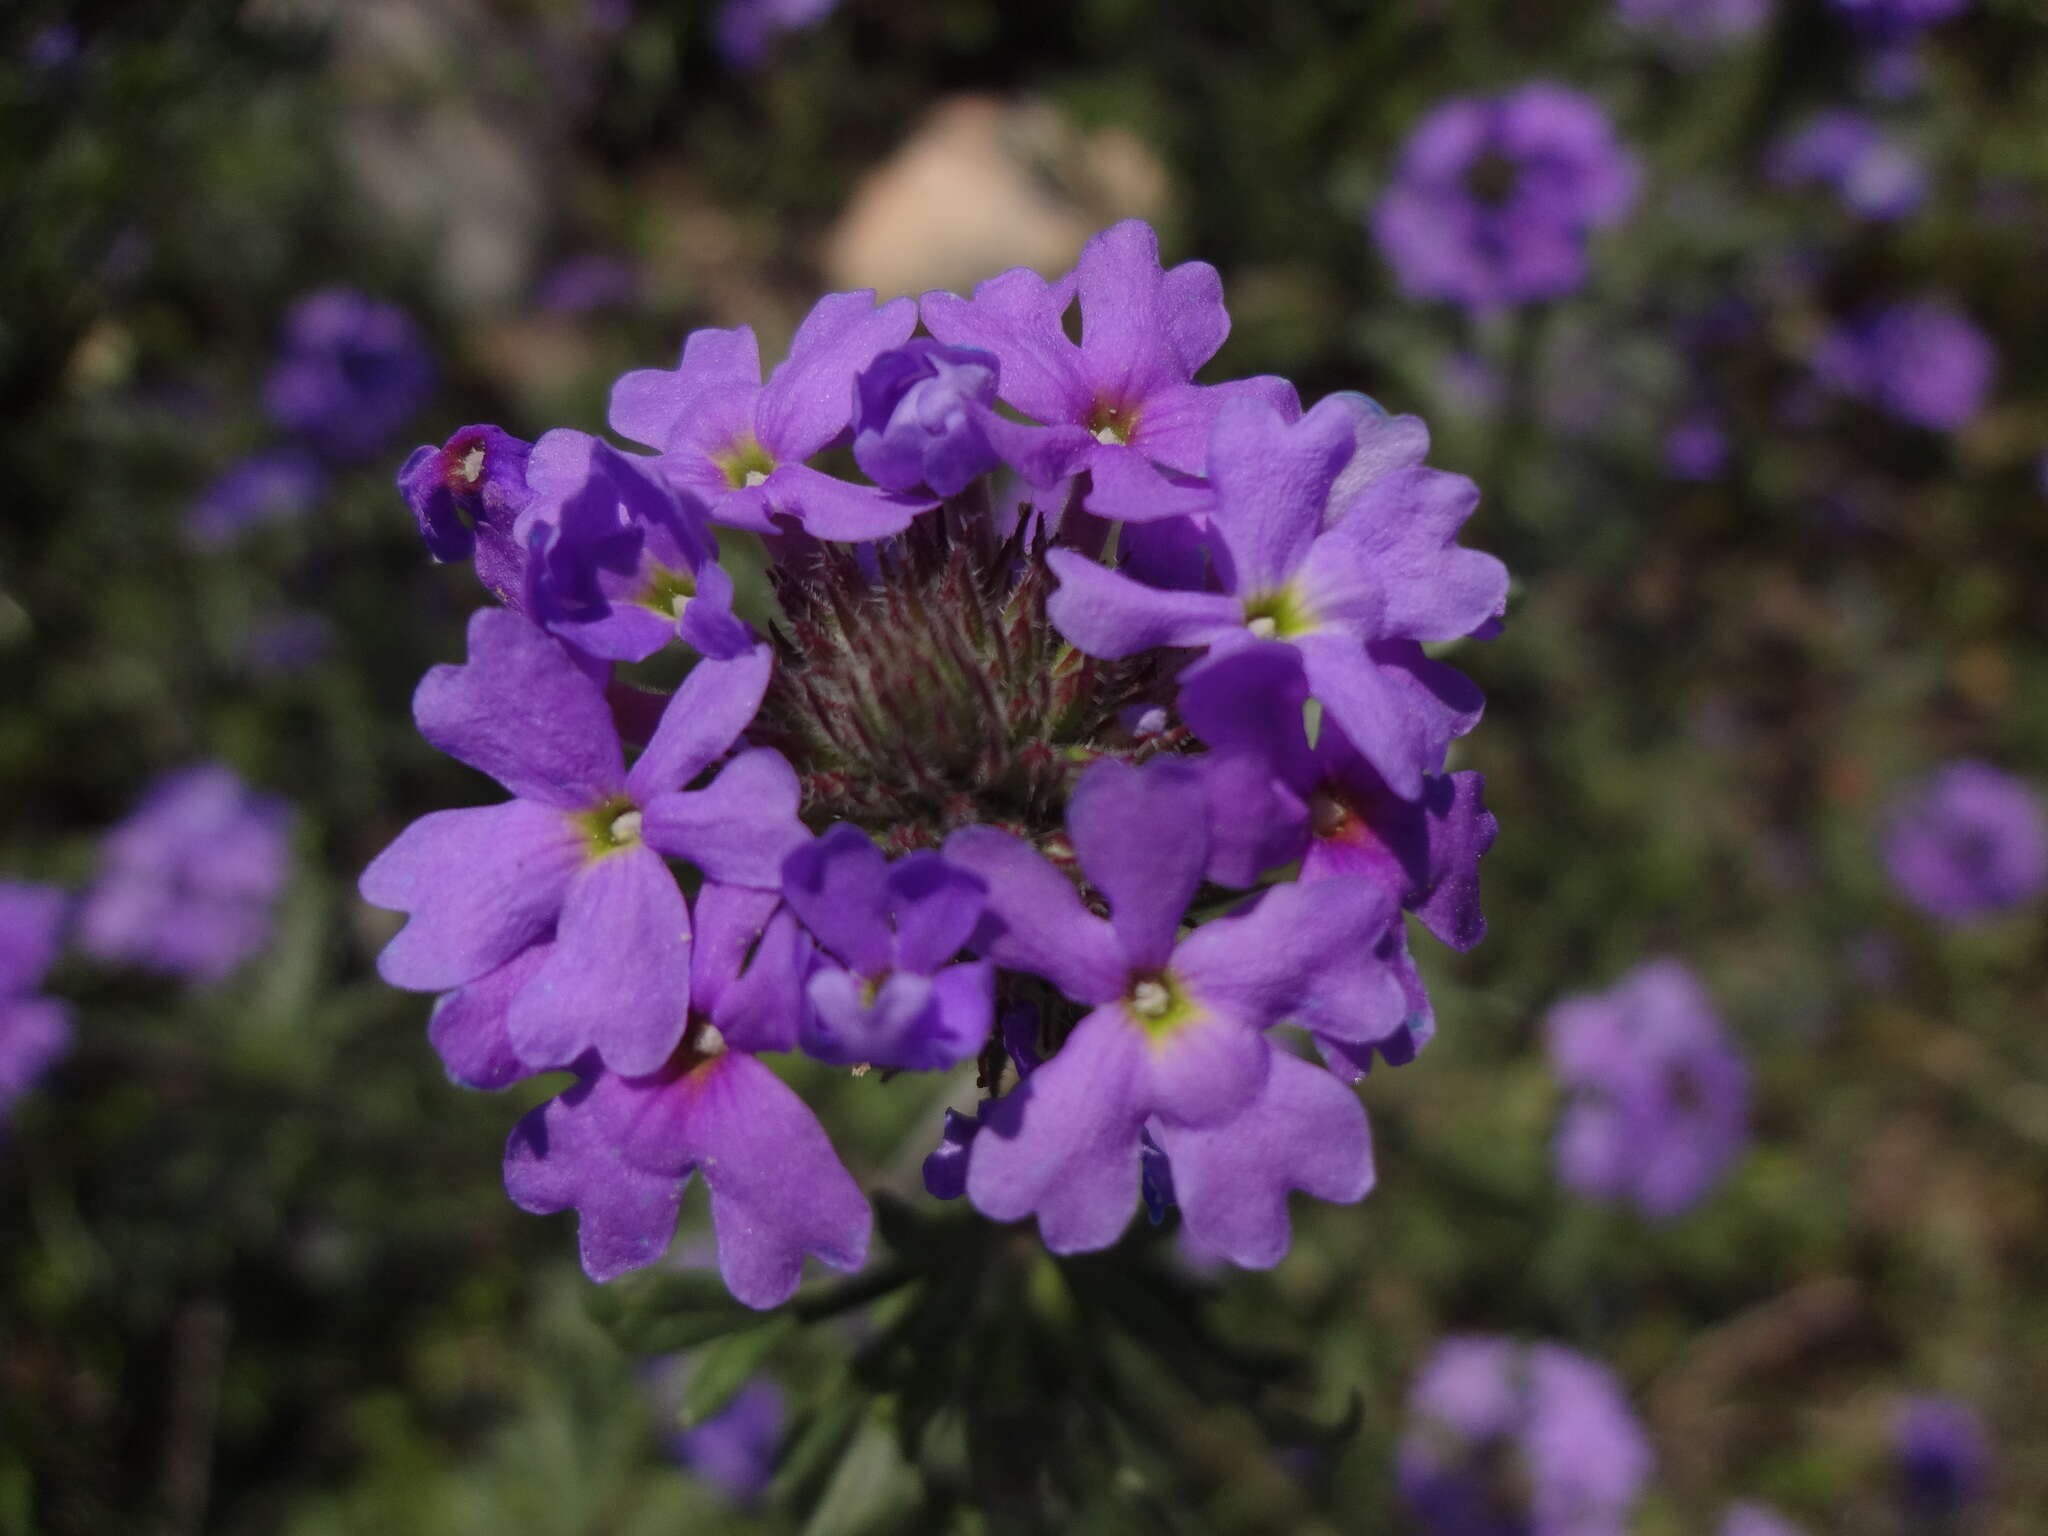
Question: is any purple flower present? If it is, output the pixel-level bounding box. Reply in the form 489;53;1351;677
501;882;870;1300
669;1377;784;1503
397;425;535;610
186;448;328;545
608;290;924;539
1895;1396;1991;1513
939;759;1395;1259
535;254;639;315
1883;761;2047;923
1176;640;1496;1075
1813;301;1994;431
1373;85;1639;312
1048;393;1505;799
1398;1337;1653;1536
1546;958;1749;1219
1664;413;1729;481
851;340;1088;499
78;766;291;983
1616;0;1771;42
517;429;752;662
360;610;807;1076
920;219;1297;483
1768;111;1926;220
781;825;993;1071
264;289;435;462
716;0;838;68
1721;1504;1808;1536
1830;0;1970;41
1;882;73;1120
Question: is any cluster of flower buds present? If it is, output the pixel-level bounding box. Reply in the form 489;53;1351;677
367;220;1506;1308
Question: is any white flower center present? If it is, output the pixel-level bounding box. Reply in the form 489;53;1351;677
1247;615;1278;640
608;809;643;844
1130;979;1172;1019
459;444;486;483
696;1022;727;1057
743;469;769;488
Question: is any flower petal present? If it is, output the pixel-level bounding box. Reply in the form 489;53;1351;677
643;748;810;888
428;940;556;1087
940;826;1127;1005
756;291;918;463
760;464;929;541
886;851;987;974
779;823;893;974
1204;394;1356;596
1045;550;1242;659
1067;758;1207;973
1174;877;1400;1042
626;643;774;802
920;266;1089;427
504;1073;684;1283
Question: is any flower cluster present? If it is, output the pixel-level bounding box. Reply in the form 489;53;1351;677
367;219;1505;1307
1812;300;1994;432
1883;760;2046;924
0;882;72;1125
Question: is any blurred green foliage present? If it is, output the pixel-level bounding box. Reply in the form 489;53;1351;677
3;1;2047;1532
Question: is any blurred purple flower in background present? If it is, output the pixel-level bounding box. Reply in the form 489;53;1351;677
535;254;640;315
1664;413;1730;481
1768;111;1926;220
1398;1336;1653;1536
0;882;73;1123
666;1378;785;1504
1813;301;1993;431
1616;0;1772;45
78;765;292;983
185;447;328;546
1895;1395;1992;1515
1830;0;1971;42
244;611;336;677
717;0;839;70
25;22;82;72
1721;1503;1808;1536
1547;958;1749;1219
264;288;435;462
1884;761;2047;923
1373;84;1638;312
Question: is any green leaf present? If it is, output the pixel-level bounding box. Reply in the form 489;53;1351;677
677;1316;796;1429
583;1270;768;1354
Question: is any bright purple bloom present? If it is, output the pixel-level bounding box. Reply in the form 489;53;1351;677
609;290;923;539
503;882;870;1301
536;254;639;315
1176;641;1495;1077
1664;414;1729;481
1546;958;1749;1219
516;429;752;662
78;766;291;983
716;0;838;68
1814;301;1994;431
852;340;1089;499
1;882;72;1121
670;1378;785;1503
1049;394;1505;799
264;289;435;461
1721;1504;1808;1536
1883;761;2047;923
1398;1336;1654;1536
1831;0;1970;40
360;609;807;1076
921;219;1296;483
940;759;1394;1257
1768;111;1925;220
1895;1396;1991;1514
186;448;328;545
781;826;994;1072
398;424;535;608
1616;0;1771;42
1373;85;1639;312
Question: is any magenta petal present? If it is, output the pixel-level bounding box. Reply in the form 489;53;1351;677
506;847;691;1077
780;823;893;974
920;267;1090;428
761;464;929;541
1175;878;1400;1042
1067;759;1207;972
637;1052;870;1309
643;748;809;888
1153;1045;1372;1268
941;826;1127;1004
1204;394;1355;595
756;291;918;463
1045;550;1241;659
413;610;625;808
504;1074;684;1282
626;644;773;801
965;1004;1144;1253
361;801;582;992
429;940;556;1086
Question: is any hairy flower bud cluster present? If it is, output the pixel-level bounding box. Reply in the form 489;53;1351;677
367;219;1505;1308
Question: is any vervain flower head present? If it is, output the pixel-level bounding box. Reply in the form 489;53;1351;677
1813;300;1994;431
1883;760;2046;923
365;219;1506;1304
264;288;435;462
